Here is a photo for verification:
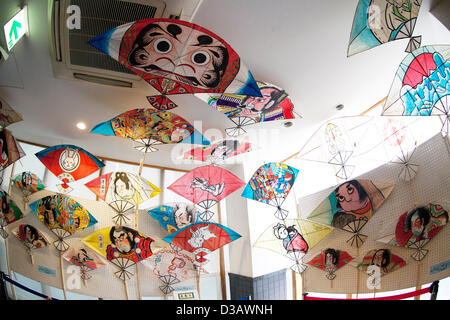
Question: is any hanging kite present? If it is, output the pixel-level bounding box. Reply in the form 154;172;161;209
241;162;299;219
88;18;262;110
0;189;23;239
0;128;25;173
142;248;206;294
12;224;48;263
356;248;406;281
206;80;295;136
162;222;241;266
148;202;199;234
348;0;422;56
254;219;333;274
377;203;448;261
382;45;450;135
91;108;210;153
11;171;45;206
29;194;98;251
85;171;161;225
182;138;252;163
62;246;106;281
168;165;245;221
82;226;155;280
0;96;23;128
306;179;394;248
306;248;354;280
35;144;104;194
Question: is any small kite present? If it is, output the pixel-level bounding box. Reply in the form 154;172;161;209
162;222;241;266
85;171;161;225
306;179;394;248
143;248;207;294
348;0;422;56
91;108;211;153
377;203;448;261
0;96;23;128
62;246;106;281
254;219;333;274
182;138;252;163
382;45;450;135
241;162;299;219
83;226;155;280
0;189;23;238
167;165;245;221
88;18;262;110
207;80;295;136
29;194;98;251
148;202;199;234
11;171;45;206
35;144;104;194
13;224;48;263
356;248;406;284
0;128;25;173
306;248;354;280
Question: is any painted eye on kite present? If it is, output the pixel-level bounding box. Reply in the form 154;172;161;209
191;51;210;66
154;38;172;53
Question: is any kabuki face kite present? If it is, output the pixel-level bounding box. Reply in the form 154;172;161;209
182;138;252;163
356;248;406;279
162;222;241;266
241;162;299;219
35;145;104;194
148;202;199;234
62;246;106;281
307;179;394;248
12;172;45;205
85;171;161;225
91;108;210;152
0;128;25;172
88;19;262;109
29;194;98;251
13;224;49;260
83;226;155;280
0;189;23;239
382;45;450;135
377;203;448;261
348;0;422;56
306;248;354;280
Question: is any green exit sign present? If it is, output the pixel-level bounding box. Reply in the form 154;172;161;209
3;6;28;51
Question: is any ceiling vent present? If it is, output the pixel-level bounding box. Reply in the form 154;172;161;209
48;0;202;89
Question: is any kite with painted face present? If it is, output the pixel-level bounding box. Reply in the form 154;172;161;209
306;248;354;280
356;248;406;278
89;19;262;109
0;189;23;239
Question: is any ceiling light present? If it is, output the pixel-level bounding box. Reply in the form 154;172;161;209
76;122;87;130
336;104;344;111
284;121;294;128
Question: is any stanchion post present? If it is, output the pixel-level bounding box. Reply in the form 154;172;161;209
0;272;8;300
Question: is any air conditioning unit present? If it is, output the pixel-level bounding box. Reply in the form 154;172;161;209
48;0;203;90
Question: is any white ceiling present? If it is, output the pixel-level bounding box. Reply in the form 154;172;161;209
0;0;449;171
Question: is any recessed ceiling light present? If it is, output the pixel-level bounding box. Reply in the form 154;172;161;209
284;121;294;128
76;122;87;130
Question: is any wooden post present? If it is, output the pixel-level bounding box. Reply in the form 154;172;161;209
59;252;67;300
217;203;227;300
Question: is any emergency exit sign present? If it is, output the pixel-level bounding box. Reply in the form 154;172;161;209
3;6;28;51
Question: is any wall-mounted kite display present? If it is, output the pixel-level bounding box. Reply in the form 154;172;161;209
91;108;211;153
82;226;155;281
182;138;252;163
85;171;161;225
12;224;48;263
254;219;333;274
242;162;299;219
0;96;23;128
356;248;406;279
206;80;295;136
306;248;354;280
168;165;245;221
11;171;45;206
0;128;25;172
148;202;199;234
0;189;23;239
35;144;104;194
29;194;98;251
62;246;106;281
348;0;422;56
377;203;448;261
162;222;241;266
143;248;206;294
306;179;394;248
382;45;450;135
88;18;262;111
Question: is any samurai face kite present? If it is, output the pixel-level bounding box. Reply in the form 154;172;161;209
128;22;229;90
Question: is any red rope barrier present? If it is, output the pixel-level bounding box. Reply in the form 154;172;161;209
304;286;430;300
